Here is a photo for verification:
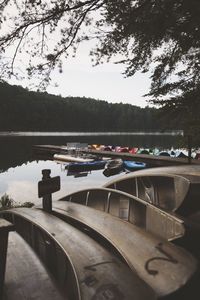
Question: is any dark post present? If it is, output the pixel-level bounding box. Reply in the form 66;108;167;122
38;169;60;212
42;169;52;213
187;135;192;164
0;219;15;299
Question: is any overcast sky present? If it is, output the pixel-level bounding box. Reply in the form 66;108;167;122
2;4;152;108
3;6;151;109
46;43;151;108
7;41;151;108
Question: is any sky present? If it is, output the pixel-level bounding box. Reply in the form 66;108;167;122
46;43;151;108
8;41;151;108
3;4;151;108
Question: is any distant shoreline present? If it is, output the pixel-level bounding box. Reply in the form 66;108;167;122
0;131;184;137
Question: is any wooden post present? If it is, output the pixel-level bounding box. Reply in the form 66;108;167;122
187;135;192;164
0;219;15;299
42;169;52;213
38;169;60;213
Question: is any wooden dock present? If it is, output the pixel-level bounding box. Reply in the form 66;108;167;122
82;149;200;166
32;144;68;159
33;145;200;167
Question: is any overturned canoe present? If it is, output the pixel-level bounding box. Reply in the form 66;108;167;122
53;198;198;298
1;208;154;300
104;165;200;217
59;187;185;242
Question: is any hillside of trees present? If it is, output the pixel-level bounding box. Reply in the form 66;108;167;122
0;82;179;132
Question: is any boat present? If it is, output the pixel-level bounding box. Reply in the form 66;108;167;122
53;153;94;163
115;146;129;153
103;159;146;175
59;187;186;241
103;158;124;177
66;160;107;173
129;147;138;154
137;149;150;154
2;207;151;300
67;170;89;177
175;150;188;158
57;187;199;298
1;164;200;299
104;165;200;217
123;160;146;172
158;151;170;156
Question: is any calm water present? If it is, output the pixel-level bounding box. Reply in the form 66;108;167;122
0;132;184;205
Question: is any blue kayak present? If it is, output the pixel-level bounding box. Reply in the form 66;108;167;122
123;161;146;172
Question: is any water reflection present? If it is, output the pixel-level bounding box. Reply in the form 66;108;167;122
0;134;183;205
0;160;116;205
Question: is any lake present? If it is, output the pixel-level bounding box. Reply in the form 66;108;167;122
0;132;184;206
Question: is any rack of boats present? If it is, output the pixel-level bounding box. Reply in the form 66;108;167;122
1;162;200;299
60;157;147;178
53;145;148;177
33;142;200;160
53;143;199;178
90;144;200;159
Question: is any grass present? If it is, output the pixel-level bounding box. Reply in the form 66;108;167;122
0;193;34;211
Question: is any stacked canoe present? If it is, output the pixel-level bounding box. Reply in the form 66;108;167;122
1;165;200;299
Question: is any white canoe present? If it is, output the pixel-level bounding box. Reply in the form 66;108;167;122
54;154;94;163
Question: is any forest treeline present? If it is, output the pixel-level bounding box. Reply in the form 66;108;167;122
0;82;180;132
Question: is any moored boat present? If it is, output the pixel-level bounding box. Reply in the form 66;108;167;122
66;160;107;173
54;153;94;163
103;158;124;177
123;160;146;172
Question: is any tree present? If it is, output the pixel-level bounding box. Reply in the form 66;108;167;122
1;0;200;129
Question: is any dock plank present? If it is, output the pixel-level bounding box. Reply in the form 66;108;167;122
82;149;200;166
32;145;200;166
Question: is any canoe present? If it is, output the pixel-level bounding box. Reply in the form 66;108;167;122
1;208;152;300
4;232;64;300
59;187;186;242
158;151;170;157
129;147;138;154
56;189;198;298
104;165;200;217
137;149;150;154
54;154;94;163
115;146;129;153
